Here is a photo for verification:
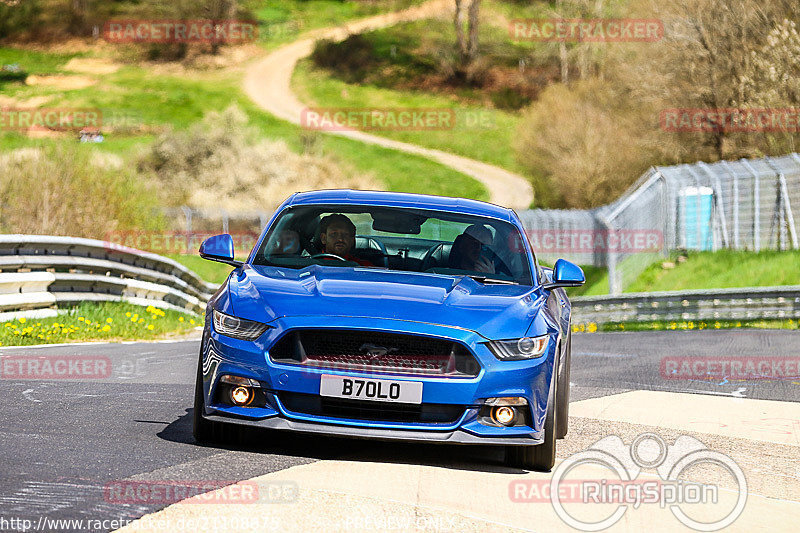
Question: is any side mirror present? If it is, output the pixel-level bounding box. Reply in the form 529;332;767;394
199;234;243;267
542;259;584;290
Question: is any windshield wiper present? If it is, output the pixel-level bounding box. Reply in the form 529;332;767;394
467;275;519;285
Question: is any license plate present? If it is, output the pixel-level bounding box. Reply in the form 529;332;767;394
319;375;423;404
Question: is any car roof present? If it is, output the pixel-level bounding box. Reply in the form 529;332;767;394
286;190;516;222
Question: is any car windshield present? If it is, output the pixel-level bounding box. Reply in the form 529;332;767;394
252;204;534;285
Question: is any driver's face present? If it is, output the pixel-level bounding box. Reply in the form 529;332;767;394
461;234;483;262
321;222;354;255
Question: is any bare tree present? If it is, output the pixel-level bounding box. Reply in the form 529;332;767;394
453;0;481;73
619;0;798;159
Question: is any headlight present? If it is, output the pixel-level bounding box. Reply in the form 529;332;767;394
212;309;271;341
486;335;549;361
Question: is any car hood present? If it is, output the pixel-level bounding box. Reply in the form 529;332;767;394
227;264;545;339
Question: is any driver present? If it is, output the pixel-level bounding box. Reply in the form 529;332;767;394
449;224;495;273
318;214;373;267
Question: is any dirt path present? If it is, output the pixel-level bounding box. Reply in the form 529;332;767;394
242;0;534;210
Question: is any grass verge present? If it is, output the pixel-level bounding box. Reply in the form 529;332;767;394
167;254;235;285
577;319;800;333
0;302;200;346
567;250;800;296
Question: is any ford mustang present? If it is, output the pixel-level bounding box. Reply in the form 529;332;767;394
193;190;584;471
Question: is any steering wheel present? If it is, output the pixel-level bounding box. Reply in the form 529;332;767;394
310;253;348;262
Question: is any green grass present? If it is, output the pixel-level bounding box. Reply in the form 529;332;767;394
293;58;526;177
564;265;609;297
291;13;539;178
566;250;800;297
168;254;235;285
254;0;423;50
0;25;487;201
0;302;200;346
625;250;800;293
593;318;800;333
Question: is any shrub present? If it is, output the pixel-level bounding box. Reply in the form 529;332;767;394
137;105;378;213
514;80;678;208
0;146;165;238
310;34;376;82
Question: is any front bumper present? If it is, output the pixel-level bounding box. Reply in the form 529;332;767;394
201;315;555;445
204;411;542;446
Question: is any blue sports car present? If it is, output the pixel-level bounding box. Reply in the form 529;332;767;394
193;190;584;471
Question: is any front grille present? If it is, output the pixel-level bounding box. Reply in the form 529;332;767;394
278;392;464;424
269;329;480;377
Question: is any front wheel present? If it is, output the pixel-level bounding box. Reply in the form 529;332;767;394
556;331;571;439
192;352;244;445
192;353;217;443
504;371;558;472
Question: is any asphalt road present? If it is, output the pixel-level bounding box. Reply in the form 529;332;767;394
1;330;798;531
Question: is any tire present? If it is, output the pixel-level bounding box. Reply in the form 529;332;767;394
192;352;218;443
556;331;571;439
504;367;558;472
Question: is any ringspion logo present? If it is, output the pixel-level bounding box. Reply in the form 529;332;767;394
511;433;747;531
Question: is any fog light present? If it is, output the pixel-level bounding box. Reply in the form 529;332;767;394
220;374;260;388
492;406;516;426
230;386;252;406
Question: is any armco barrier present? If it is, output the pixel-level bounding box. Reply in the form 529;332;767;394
571;285;800;325
0;235;219;317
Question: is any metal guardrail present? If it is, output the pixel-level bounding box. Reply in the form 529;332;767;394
571;286;800;325
0;235;218;319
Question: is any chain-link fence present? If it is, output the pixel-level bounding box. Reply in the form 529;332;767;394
521;153;800;294
162;153;800;295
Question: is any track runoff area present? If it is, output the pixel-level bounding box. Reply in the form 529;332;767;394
0;330;798;532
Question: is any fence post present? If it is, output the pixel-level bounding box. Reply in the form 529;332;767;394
741;159;761;251
180;206;193;234
765;158;799;250
221;209;229;235
598;213;620;295
720;161;740;249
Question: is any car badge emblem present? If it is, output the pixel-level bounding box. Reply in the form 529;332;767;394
359;343;398;358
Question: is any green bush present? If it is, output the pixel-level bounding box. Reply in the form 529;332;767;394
310;34;376;82
0;145;165;238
